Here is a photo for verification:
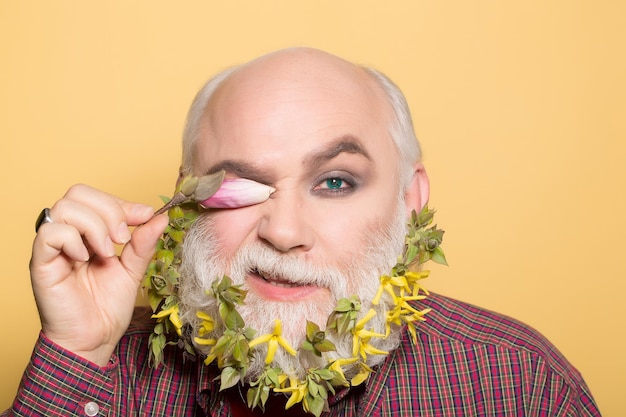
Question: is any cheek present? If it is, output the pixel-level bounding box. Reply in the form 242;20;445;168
313;196;400;256
209;209;259;258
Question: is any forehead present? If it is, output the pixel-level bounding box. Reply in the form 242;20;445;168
193;52;397;174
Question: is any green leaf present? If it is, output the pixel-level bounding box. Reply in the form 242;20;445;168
259;385;270;409
220;366;241;391
148;289;163;312
418;249;431;265
149;333;166;366
334;298;353;312
431;246;448;266
336;315;351;335
266;368;281;387
169;206;185;220
212;332;233;356
218;302;231;323
180;176;199;197
156;249;174;267
318;384;328;400
232;339;244;362
243;327;256;340
308;394;325;417
405;244;419;265
315;339;336;353
429;228;445;242
169;229;185;244
308;380;319;397
165;267;180;286
315;369;335;380
247;386;261;410
301;340;315;353
416;206;435;227
194;170;226;200
306;320;319;339
224;309;244;330
232;338;249;363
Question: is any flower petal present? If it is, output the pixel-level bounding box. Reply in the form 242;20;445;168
278;337;298;356
248;333;272;348
199;178;275;209
265;339;278;364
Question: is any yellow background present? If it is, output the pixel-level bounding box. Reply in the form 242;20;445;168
1;1;624;415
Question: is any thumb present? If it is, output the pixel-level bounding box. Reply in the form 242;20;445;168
120;214;169;281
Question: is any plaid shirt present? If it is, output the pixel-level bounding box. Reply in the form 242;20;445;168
4;293;600;416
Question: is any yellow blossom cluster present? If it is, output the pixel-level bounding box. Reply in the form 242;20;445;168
144;205;446;417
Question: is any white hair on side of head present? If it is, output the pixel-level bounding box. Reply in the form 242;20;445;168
362;67;422;189
180;66;239;176
180;60;422;189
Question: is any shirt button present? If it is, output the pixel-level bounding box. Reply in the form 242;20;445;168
84;401;100;416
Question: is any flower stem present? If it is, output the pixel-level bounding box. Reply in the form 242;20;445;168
153;192;190;216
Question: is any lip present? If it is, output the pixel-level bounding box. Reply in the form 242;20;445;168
246;272;327;301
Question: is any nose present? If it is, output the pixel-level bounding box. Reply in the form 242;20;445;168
257;190;314;253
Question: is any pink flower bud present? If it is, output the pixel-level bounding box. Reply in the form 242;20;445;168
199;178;275;209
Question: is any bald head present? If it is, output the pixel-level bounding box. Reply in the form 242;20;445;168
181;47;421;187
213;48;386;103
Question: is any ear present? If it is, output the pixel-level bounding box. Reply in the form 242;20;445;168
404;162;430;215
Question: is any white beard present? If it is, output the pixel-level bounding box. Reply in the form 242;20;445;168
178;202;408;381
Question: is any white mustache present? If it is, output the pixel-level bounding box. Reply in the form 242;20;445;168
228;242;348;296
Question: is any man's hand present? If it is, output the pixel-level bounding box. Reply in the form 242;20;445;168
29;184;169;366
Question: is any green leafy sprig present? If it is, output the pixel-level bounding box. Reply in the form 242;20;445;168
301;321;337;357
247;366;286;411
143;202;446;417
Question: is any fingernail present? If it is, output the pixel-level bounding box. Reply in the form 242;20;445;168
117;222;131;243
105;236;116;257
134;204;155;217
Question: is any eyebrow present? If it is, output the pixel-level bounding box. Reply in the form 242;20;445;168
203;160;276;185
203;134;372;185
303;134;372;171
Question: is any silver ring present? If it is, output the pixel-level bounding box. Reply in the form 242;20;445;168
35;208;53;232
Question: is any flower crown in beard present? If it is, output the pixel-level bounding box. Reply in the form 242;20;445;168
144;171;447;417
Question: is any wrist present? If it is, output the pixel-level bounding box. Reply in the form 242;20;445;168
42;332;115;367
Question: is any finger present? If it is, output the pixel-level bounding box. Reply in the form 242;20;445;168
31;223;90;270
61;184;154;244
119;213;169;281
48;199;117;258
121;201;157;226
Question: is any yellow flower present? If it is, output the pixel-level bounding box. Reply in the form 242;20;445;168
248;319;297;364
328;357;359;387
383;290;426;336
277;373;289;387
404;270;430;285
151;304;183;336
372;274;410;305
203;353;217;366
194;311;217;347
194;336;217;347
351;362;374;386
405;270;430;297
274;377;307;409
379;284;432;343
196;311;215;336
352;309;387;360
403;308;432;344
373;270;431;306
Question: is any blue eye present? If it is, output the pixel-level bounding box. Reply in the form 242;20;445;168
312;174;356;197
325;178;344;189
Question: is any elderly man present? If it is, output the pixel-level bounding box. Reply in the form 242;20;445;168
4;48;599;416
